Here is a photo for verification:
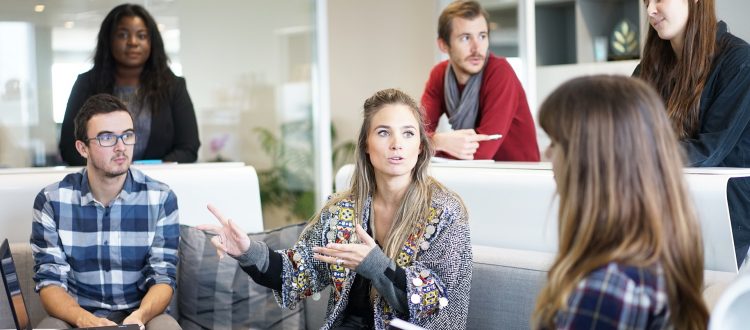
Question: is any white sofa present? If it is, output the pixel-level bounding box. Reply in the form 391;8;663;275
334;162;745;328
0;163;274;329
0;163;346;329
1;161;745;329
0;162;264;244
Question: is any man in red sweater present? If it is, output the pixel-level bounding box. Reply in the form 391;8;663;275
422;0;539;161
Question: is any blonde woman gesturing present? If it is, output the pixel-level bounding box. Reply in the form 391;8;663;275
199;89;472;330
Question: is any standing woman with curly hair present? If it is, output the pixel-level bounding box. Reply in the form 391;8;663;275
534;76;709;329
635;0;750;267
59;3;200;166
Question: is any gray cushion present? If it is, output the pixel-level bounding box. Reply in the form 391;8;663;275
468;262;547;330
177;223;306;330
467;246;551;330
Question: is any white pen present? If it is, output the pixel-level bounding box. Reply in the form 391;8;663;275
487;134;502;140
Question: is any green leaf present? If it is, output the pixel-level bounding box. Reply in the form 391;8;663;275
614;31;625;44
613;42;625;53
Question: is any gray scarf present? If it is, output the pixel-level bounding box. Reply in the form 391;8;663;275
443;57;487;130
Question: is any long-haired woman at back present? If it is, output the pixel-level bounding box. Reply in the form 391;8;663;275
533;75;708;329
635;0;750;267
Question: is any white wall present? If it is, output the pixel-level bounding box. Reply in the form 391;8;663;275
178;1;312;110
177;0;315;167
717;0;750;41
327;0;439;146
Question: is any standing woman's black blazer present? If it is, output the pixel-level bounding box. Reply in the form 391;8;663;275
59;70;200;166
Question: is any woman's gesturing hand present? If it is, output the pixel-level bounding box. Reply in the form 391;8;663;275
196;203;251;258
313;224;377;269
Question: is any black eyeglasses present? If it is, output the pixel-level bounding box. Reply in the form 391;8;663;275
86;132;136;147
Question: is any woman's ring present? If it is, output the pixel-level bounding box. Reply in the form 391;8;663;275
336;259;343;266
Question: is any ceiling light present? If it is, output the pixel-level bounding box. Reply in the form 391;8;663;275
64;21;75;29
34;4;45;12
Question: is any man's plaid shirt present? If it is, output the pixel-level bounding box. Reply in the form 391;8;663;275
31;167;179;314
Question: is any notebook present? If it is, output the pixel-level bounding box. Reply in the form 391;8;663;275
0;239;139;330
389;318;428;330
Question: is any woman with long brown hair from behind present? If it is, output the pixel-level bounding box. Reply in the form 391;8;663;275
533;75;708;329
635;0;750;267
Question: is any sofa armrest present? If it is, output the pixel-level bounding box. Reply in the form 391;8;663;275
704;270;738;311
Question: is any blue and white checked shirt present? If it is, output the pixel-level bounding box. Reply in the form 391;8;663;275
554;262;670;330
30;168;179;314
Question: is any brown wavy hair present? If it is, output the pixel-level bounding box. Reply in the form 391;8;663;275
533;76;708;329
438;0;489;44
638;0;717;138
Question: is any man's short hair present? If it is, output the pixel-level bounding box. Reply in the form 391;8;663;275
74;93;133;143
438;0;490;45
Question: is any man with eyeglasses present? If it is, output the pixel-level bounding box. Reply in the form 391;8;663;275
30;94;180;329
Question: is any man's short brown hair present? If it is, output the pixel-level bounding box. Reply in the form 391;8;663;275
438;0;490;45
74;93;132;143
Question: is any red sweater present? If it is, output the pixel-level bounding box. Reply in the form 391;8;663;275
421;54;540;161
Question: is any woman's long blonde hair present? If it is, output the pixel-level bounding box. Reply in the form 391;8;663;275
533;76;708;329
303;88;436;260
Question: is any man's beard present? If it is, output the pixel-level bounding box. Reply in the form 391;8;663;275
97;152;130;177
104;168;128;178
